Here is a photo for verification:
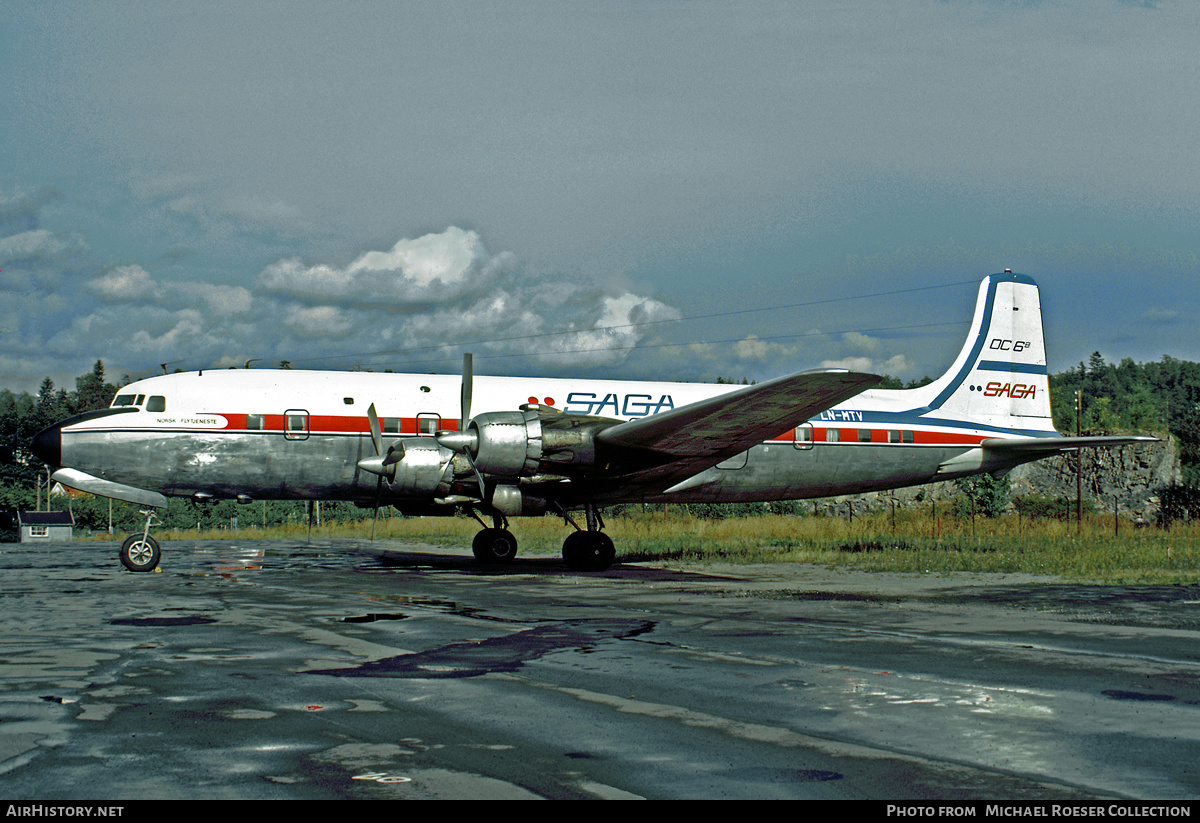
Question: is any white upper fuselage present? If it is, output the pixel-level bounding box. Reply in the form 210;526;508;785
93;359;1056;447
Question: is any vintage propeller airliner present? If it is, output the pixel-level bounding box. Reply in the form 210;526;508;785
32;272;1153;573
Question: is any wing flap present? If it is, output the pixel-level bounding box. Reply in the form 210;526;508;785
597;369;881;462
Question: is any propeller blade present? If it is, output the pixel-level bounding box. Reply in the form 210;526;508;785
460;352;473;431
367;403;383;455
383;439;405;466
463;450;486;500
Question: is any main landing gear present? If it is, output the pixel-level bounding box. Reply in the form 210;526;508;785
558;504;615;572
119;509;162;573
469;512;519;564
464;504;616;572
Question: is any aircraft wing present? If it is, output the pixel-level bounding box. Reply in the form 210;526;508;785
981;434;1159;455
591;369;880;487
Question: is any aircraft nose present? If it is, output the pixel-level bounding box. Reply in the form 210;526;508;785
29;407;139;467
31;422;62;466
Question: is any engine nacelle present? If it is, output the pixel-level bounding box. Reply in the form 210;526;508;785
465;407;616;478
385;437;454;496
467;409;543;476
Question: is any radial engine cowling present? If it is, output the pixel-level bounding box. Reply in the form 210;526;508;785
466;409;543;476
382;437;454;496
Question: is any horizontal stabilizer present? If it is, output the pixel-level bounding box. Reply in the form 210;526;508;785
52;468;168;509
981;435;1159;455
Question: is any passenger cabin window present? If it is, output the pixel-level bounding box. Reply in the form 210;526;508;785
826;429;840;442
794;424;814;450
858;429;872;442
246;414;265;430
147;396;166;413
285;410;310;441
903;430;915;444
888;430;900;443
417;414;441;436
383;417;403;435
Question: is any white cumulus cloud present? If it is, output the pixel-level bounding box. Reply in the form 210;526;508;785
259;226;509;306
88;265;161;302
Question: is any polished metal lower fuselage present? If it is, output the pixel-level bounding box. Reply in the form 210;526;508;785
57;425;995;507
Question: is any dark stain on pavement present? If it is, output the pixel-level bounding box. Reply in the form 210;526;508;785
306;619;654;679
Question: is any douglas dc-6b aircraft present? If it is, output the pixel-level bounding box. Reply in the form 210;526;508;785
32;272;1154;573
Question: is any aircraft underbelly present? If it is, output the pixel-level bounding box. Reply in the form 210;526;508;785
647;443;958;504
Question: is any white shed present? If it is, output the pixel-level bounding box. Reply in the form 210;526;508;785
18;511;75;542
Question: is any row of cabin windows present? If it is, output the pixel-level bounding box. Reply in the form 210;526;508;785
796;427;916;444
243;413;442;435
245;414;314;432
111;394;167;412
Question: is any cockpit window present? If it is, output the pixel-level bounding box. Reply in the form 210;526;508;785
112;395;137;407
146;396;166;413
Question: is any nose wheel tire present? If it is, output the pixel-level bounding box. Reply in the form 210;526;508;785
472;528;518;563
119;533;161;572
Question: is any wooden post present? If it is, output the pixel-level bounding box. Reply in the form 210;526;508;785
1076;391;1083;534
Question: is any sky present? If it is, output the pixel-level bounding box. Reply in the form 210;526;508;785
2;0;1198;396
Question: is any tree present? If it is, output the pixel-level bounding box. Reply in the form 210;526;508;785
73;360;116;414
953;473;1010;518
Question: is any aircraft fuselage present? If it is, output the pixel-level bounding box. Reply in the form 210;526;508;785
44;368;1041;506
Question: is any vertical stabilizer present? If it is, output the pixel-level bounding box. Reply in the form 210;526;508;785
907;273;1056;432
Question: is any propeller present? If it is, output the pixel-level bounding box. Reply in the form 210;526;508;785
357;355;487;507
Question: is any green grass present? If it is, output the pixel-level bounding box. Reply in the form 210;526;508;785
102;508;1200;584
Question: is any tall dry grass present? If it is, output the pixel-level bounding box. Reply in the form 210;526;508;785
139;507;1200;583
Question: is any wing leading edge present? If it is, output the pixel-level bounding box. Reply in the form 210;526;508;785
595;369;882;478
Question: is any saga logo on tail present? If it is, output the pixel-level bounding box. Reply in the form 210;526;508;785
983;381;1038;399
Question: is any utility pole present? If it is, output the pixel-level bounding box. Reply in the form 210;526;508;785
1076;390;1083;533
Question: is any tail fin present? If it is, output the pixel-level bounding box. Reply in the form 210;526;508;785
906;273;1056;433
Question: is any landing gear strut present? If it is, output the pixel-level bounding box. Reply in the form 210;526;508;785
560;504;615;572
119;509;162;573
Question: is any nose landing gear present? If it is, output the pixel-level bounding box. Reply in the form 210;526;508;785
119;509;162;573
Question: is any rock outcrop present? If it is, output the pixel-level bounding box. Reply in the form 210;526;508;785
818;434;1178;522
1007;433;1179;521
